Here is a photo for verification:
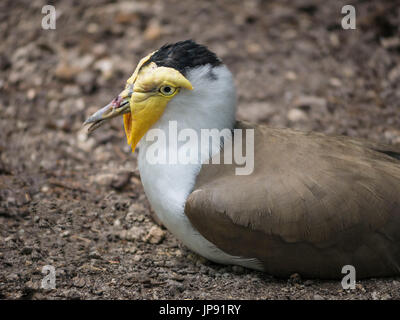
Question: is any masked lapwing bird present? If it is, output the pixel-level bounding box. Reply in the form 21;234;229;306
85;40;400;279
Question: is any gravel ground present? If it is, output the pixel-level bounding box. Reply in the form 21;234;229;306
1;0;400;300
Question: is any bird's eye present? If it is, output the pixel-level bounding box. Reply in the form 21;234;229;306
159;85;176;96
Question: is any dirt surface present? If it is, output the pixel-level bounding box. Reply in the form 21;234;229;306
1;0;400;300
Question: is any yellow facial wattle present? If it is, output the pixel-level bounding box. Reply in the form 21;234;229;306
123;62;193;153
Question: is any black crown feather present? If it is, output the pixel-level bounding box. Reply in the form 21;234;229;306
148;40;222;75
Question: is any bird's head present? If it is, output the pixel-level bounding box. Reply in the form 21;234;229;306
84;40;235;152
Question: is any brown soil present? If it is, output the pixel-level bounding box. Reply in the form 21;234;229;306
1;0;400;299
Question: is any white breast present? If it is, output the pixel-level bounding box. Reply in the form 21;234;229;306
138;144;262;270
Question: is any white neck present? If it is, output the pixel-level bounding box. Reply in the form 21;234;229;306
137;64;248;264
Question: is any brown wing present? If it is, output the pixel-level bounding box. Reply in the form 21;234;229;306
185;121;400;278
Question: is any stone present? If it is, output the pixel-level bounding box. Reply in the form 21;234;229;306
292;95;327;112
94;58;114;80
287;108;308;122
232;265;245;274
20;247;33;255
144;21;162;41
119;226;145;241
89;249;102;259
144;226;166;244
289;272;302;284
72;277;86;288
237;102;275;123
75;71;96;93
55;63;80;81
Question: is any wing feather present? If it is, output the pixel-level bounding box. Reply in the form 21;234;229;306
185;122;400;278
